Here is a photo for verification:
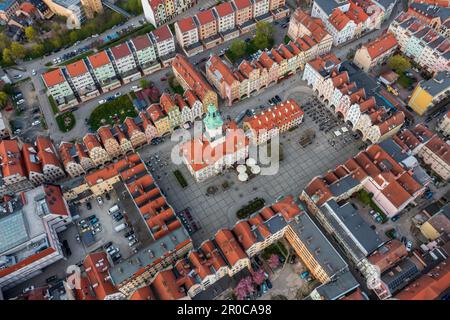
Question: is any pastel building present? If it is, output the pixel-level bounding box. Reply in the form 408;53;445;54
353;33;398;72
65;59;99;101
213;1;239;41
174;16;202;56
109;43;141;84
129;34;161;75
147;104;171;136
83;133;111;166
232;0;254;30
149;25;176;65
87;51;120;92
59;142;87;178
195;9;221;48
408;72;450;116
41;68;77;108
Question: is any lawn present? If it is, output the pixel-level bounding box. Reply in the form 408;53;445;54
56;112;76;132
88;95;137;130
356;190;387;222
48;95;59;114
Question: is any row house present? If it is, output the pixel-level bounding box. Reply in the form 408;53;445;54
123;117;147;149
174;16;203;56
59;142;88;178
87;51;121;93
147;104;171;137
142;0;195;27
21;143;46;186
194;9;221;49
41;68;77;109
395;124;450;181
287;9;333;59
83;133;111;167
214;1;239;41
353;33;398;72
36;136;66;183
181;90;204;124
205;55;241;106
389;12;450;75
112;125;134;155
160;93;182;130
129;34;161;76
149;25;176;66
407;2;450;37
243;99;304;145
138;112;159;144
233;0;255;32
65;59;99;102
98;126;122;159
108;42;141;84
172;54;218;112
253;0;271;23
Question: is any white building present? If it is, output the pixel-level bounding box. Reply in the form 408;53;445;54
109;42;140;84
65;59;99;101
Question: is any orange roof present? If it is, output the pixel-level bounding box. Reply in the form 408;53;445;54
160;93;176;113
88;51;111;69
83;133;102;151
109;42;132;60
97;126;115;144
124;117;141;133
75;142;89;159
305;177;333;206
233;221;256;250
151;270;186;300
65;60;89;77
215;229;247;266
21;143;42;174
0;139;26;178
368;240;408;273
177;17;197;33
215;2;234;17
365;33;398;59
129;286;155;300
233;0;252;10
59;142;73;166
291;9;329;42
151;25;173;42
36;136;62;168
83;252;118;300
19;2;37;14
425;135;450;166
346;1;369;24
208;55;238;86
42;69;66;87
244;99;304;133
0;248;56;278
258;51;275;68
184;89;199;107
238;60;254;77
181;128;249;172
131;34;152;51
395;258;450;300
43;184;69;216
200;240;228;271
147;104;165;122
271;195;301;221
328;9;351;31
308;53;341;73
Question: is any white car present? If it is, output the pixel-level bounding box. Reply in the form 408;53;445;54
98;99;106;105
16;99;25;105
131;85;139;91
31;120;41;126
13;74;22;79
114;91;121;98
96;196;103;205
406;241;413;252
31;69;37;76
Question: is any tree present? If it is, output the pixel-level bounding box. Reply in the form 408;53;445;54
268;254;280;270
140;79;153;89
234;276;255;300
24;26;39;42
30;43;45;58
2;48;14;65
388;55;411;74
251;269;266;286
0;34;11;52
0;92;9;109
229;39;246;58
10;42;26;60
69;30;79;43
254;21;274;50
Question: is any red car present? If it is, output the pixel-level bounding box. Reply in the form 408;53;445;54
160;77;167;81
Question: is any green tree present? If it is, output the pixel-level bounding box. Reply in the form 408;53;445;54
2;48;14;65
30;43;45;58
0;92;8;109
388;55;411;74
69;30;79;43
24;26;39;42
10;42;26;60
229;39;246;58
0;34;11;52
254;21;274;50
140;79;152;89
51;36;63;49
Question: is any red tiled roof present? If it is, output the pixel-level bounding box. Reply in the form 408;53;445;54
215;229;248;266
291;9;330;42
131;34;152;51
58;142;73;166
208;55;238;86
328;9;352;31
97;126;114;144
66;60;89;77
146;104;165;122
196;9;216;26
425;135;450;166
83;133;102;151
151;25;173;43
177;17;197;33
0;248;56;278
233;221;256;250
110;43;132;60
83;252;118;300
368;240;408;273
151;270;186;300
215;2;234;17
42;69;65;87
21;143;42;174
88;51;110;69
0;139;26;178
43;184;69;216
129;286;155;300
233;0;252;10
19;2;37;15
365;33;398;59
36;136;62;168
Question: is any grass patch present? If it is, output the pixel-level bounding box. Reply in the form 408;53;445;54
88;95;137;130
236;197;265;219
56;112;76;132
97;23;155;51
397;73;413;89
284;36;291;44
45;62;53;67
356;190;387;222
173;170;188;188
48;95;59;114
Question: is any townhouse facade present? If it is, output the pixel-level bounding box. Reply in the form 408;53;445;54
109;43;141;84
353;33;398;72
87;51;120;93
41;68;77;109
129;34;161;76
65;59;99;102
142;0;196;27
149;25;176;65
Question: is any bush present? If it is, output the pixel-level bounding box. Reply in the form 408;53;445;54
48;95;59;114
88;95;137;130
56;112;76;132
173;170;188;188
236;197;265;219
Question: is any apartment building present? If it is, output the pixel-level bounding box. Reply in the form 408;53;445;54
205;55;241;106
0;0;19;22
243;99;304;145
160;93;182;130
139;112;159;143
97;126;122;159
149;25;176;65
252;0;270;20
41;68;77;108
353;33;398;72
213;1;239;41
232;0;254;29
389;12;450;75
142;0;195;26
407;2;450;37
58;142;86;178
129;34;161;76
195;9;221;48
214;229;251;276
437;110;450;137
36;136;65;183
174;16;202;55
82;133;110;167
65;59;99;101
112;125;134;155
408;71;450;115
87;51;120;92
80;0;102;19
42;0;86;29
172;54;218;111
109;43;141;84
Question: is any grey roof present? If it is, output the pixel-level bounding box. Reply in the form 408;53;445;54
313;270;360;300
288;205;348;278
412;166;432;188
419;72;450;96
442;203;450;220
379;138;409;163
252;212;287;243
410;3;450;22
0;212;29;253
328;174;360;197
381;257;421;294
314;0;348;15
109;226;191;285
372;0;396;11
321;200;384;258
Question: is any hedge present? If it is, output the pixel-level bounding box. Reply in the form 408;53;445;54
173;170;188;188
236;197;265;219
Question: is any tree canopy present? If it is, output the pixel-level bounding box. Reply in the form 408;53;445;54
388;55;411;74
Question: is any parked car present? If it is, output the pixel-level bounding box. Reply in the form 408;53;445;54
105;193;111;200
75;234;81;242
266;279;272;289
128;238;138;246
96;196;103;205
114;92;121;98
13;74;23;79
98;99;106;105
103;241;113;250
31;69;37;76
86;202;92;210
406;241;413;252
